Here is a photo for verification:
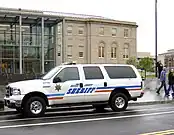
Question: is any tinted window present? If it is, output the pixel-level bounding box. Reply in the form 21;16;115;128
83;66;104;80
55;67;80;82
104;66;137;79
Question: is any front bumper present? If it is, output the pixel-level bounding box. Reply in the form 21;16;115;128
4;95;24;109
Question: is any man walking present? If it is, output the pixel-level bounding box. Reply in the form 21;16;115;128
156;67;167;95
157;61;163;79
166;68;174;98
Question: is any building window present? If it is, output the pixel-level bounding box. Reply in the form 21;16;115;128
124;29;129;37
112;28;117;36
79;52;83;58
79;45;84;58
99;27;104;35
58;45;61;56
111;47;117;58
78;26;84;35
67;45;72;58
98;43;105;58
123;43;129;59
58;25;61;34
67;25;73;35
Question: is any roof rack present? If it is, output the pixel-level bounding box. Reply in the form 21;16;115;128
61;61;77;65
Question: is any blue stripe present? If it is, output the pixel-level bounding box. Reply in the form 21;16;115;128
97;85;141;90
46;93;65;97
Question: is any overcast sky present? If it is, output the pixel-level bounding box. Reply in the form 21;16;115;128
1;0;173;55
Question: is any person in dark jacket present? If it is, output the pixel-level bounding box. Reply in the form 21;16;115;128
166;68;174;97
156;67;167;95
157;61;163;79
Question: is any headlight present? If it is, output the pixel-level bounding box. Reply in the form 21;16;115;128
12;88;21;95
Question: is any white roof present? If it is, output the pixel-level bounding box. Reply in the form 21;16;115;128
43;11;111;20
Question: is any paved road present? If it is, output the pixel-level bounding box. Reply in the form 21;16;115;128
0;104;174;135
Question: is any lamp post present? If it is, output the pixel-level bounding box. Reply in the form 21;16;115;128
155;0;158;77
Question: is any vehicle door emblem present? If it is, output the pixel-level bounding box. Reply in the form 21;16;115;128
55;84;61;91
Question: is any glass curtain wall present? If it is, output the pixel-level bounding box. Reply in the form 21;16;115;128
0;21;55;74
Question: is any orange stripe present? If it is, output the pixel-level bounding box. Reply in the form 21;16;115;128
95;90;112;92
128;88;141;91
48;97;63;100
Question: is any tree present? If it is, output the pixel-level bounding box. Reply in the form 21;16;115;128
126;57;138;67
138;57;154;72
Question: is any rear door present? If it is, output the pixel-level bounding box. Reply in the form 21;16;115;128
81;66;108;102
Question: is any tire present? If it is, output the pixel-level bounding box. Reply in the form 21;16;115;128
23;96;46;117
92;104;106;112
110;93;128;112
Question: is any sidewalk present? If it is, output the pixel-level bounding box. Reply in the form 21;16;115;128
130;78;174;105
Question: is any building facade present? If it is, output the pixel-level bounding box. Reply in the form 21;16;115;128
57;17;137;65
0;7;138;75
159;49;174;68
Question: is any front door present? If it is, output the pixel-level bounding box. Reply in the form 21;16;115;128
48;66;84;105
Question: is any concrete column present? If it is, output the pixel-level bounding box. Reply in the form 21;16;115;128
54;24;61;66
62;19;66;63
41;17;45;74
19;15;22;74
86;22;91;63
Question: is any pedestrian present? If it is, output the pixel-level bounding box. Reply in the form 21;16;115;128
157;61;163;79
166;68;174;98
156;67;167;95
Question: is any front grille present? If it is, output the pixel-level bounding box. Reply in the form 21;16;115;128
5;86;12;97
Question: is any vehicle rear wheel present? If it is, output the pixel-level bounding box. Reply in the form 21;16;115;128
110;93;128;112
23;96;46;117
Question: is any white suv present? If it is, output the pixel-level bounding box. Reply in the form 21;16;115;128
4;63;144;117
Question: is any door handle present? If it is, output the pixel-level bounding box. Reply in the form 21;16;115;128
80;83;83;88
104;82;107;87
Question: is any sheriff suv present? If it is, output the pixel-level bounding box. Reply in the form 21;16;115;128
4;63;144;117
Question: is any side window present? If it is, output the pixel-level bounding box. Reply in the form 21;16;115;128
83;66;104;80
104;66;137;79
55;67;80;82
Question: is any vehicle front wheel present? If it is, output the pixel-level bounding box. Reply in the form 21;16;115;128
23;96;46;117
110;93;128;112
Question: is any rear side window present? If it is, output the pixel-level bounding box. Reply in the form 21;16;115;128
83;66;104;80
104;66;137;79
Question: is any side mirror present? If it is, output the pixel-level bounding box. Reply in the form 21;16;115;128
53;77;61;83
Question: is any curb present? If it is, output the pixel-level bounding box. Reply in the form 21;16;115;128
128;100;174;106
0;100;174;116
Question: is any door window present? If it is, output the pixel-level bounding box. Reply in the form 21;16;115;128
54;67;80;82
83;66;104;80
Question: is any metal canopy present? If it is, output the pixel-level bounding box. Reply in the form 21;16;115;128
0;11;64;26
0;8;64;74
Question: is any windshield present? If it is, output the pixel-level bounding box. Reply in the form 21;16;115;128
42;66;62;80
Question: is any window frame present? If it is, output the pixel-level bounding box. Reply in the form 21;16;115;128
111;47;117;58
124;29;129;37
112;28;117;36
98;46;104;58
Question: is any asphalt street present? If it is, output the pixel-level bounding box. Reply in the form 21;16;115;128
0;104;174;135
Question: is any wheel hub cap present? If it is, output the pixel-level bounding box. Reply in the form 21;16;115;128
115;97;125;109
30;101;42;114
